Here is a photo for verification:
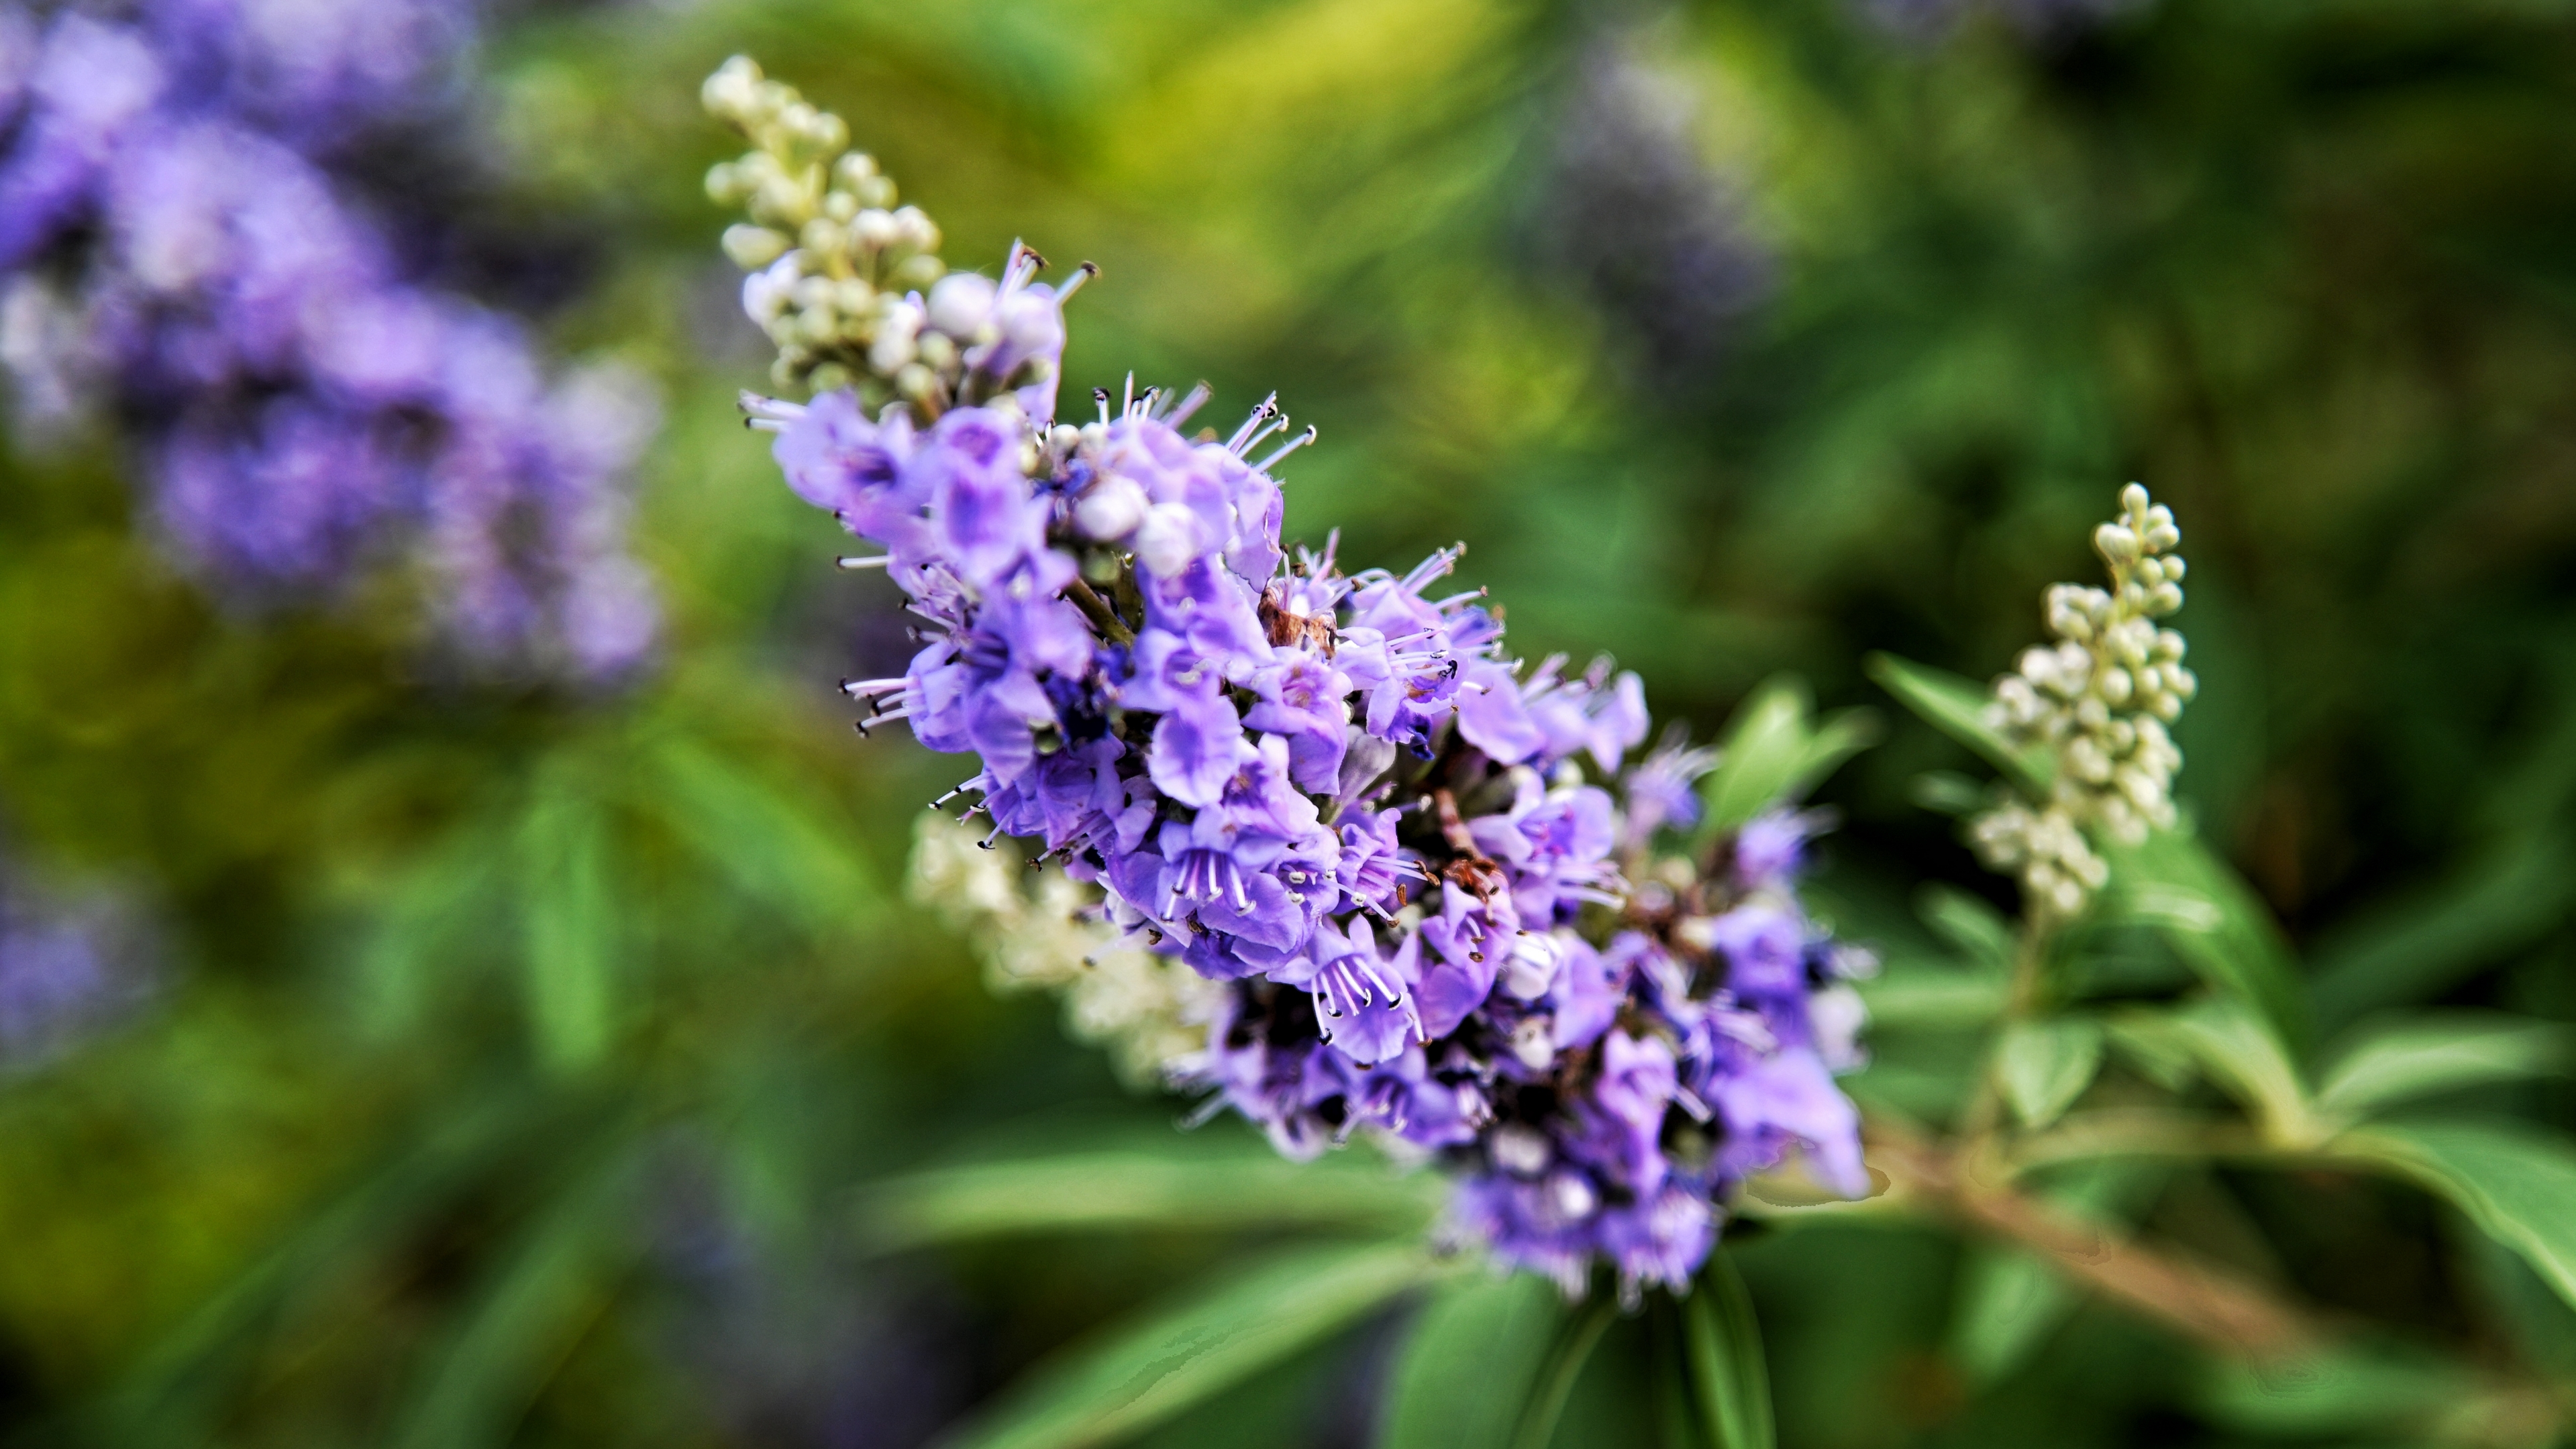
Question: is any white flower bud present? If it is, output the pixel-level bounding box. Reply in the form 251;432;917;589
1502;932;1562;1001
876;294;927;370
1134;502;1204;577
1510;1016;1557;1072
1492;1122;1551;1176
720;223;789;269
1544;1170;1597;1224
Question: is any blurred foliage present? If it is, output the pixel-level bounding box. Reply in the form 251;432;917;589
2;0;2573;1445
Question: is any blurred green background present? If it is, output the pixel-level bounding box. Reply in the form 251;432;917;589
3;0;2574;1444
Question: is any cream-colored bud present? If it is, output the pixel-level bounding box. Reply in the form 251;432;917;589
750;175;805;226
917;330;958;371
2095;523;2141;564
854;174;897;210
894;361;936;398
799;217;844;257
894;253;946;286
853;209;898;252
2098;667;2133;705
701;56;765;121
720;223;789;269
822;190;859;223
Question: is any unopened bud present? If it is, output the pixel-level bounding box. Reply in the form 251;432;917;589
721;223;789;269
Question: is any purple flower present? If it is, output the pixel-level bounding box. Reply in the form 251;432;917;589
748;250;1871;1301
0;3;659;682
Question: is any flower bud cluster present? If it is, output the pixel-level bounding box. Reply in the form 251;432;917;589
909;812;1218;1089
720;58;1869;1299
703;56;1078;417
1972;484;2197;916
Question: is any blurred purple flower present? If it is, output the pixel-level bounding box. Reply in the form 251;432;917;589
0;850;154;1065
0;0;658;680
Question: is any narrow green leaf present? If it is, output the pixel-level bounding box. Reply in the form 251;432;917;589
519;784;615;1073
2195;1342;2480;1436
2317;1014;2569;1117
1852;961;2009;1031
1381;1272;1562;1449
1943;1163;2164;1385
1510;1296;1616;1449
2102;829;2309;1059
2309;833;2576;1028
1696;676;1878;839
1863;653;2049;795
95;1090;566;1445
856;1151;1441;1251
2333;1121;2576;1311
1947;1248;2071;1385
646;737;876;936
1683;1253;1774;1449
1994;1019;2104;1128
2107;998;2318;1145
389;1146;631;1449
1915;884;2013;972
935;1240;1433;1449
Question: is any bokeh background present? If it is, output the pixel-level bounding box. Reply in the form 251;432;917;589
3;0;2574;1444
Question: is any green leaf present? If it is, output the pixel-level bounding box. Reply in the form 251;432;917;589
2194;1342;2481;1436
389;1144;632;1449
93;1090;571;1446
2102;828;2310;1059
1943;1163;2163;1385
856;1151;1441;1252
1683;1252;1774;1449
1946;1247;2072;1385
646;737;878;938
1696;676;1879;839
1381;1273;1562;1449
1863;653;2049;795
2107;998;2320;1146
2309;833;2576;1028
1511;1295;1616;1449
1852;961;2009;1031
2332;1121;2576;1311
1994;1019;2104;1128
2316;1013;2569;1117
935;1240;1433;1449
518;780;616;1074
1916;884;2013;972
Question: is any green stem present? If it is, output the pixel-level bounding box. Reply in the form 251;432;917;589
1510;1296;1615;1449
1064;578;1134;646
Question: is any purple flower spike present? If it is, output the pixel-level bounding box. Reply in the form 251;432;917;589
0;0;660;682
727;88;1872;1295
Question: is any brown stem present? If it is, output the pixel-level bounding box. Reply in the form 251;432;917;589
1868;1122;2324;1362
